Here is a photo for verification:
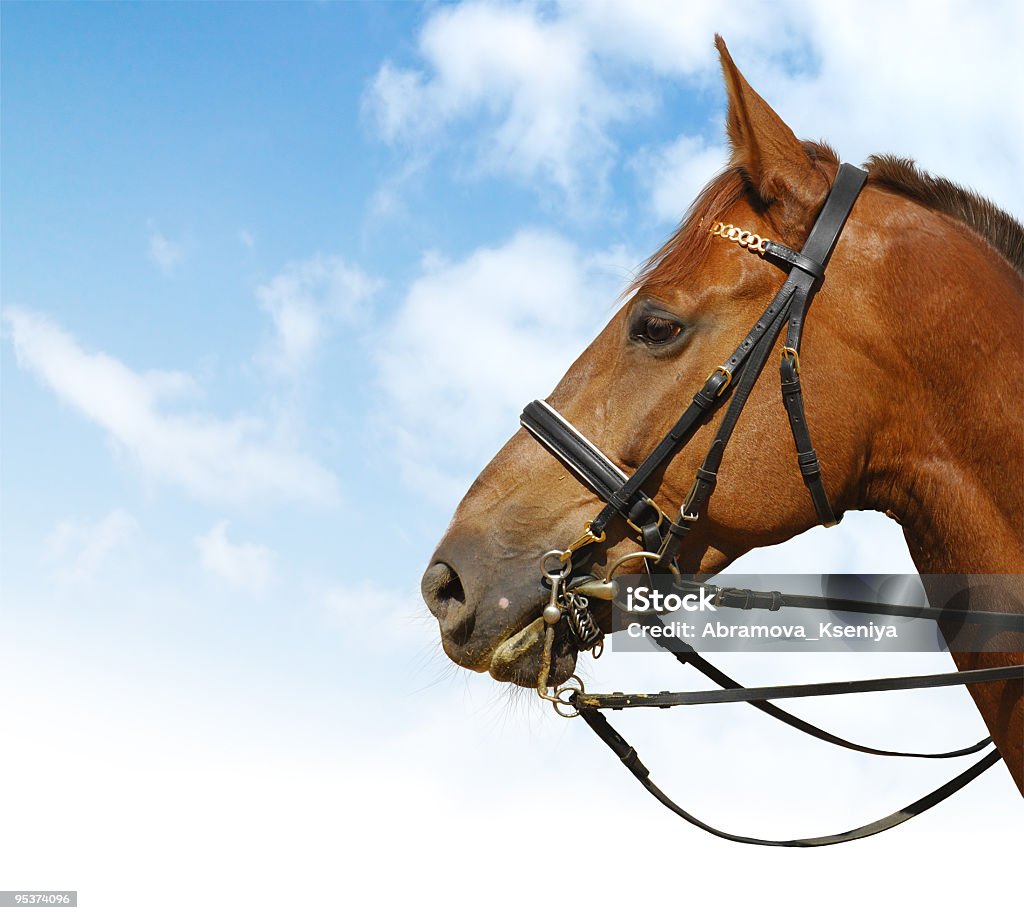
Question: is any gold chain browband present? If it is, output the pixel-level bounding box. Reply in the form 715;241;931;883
708;221;769;254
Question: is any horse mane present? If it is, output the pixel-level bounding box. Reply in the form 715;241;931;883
633;143;1023;293
865;154;1024;275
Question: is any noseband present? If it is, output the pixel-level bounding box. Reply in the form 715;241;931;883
516;164;1024;846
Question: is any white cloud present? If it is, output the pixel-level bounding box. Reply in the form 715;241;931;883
322;581;430;644
633;133;730;224
764;0;1024;217
238;228;255;248
47;509;139;583
0;613;1016;920
365;0;1023;218
360;1;769;202
195;521;275;593
256;254;381;378
4;308;340;506
365;1;643;200
373;229;637;504
147;229;184;275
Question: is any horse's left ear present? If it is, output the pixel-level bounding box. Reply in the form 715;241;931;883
716;35;829;225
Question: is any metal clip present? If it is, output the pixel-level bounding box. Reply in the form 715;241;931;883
560;521;606;561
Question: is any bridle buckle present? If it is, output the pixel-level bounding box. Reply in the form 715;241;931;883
780;346;801;375
625;496;666;536
702;365;733;397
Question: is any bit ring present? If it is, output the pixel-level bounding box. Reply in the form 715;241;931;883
540;550;572;582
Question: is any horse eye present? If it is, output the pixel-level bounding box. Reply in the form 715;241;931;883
636;314;683;345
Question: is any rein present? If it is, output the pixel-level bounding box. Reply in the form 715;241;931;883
518;163;1024;846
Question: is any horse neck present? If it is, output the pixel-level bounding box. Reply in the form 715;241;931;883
857;204;1023;576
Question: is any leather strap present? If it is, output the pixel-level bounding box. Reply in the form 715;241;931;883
522;400;634;503
782;359;841;526
589;279;797;540
640;622;993;760
764;241;824;280
576;704;1003;847
521;400;660;529
777;163;867;526
658;289;793;562
703;580;1024;628
792;163;868;269
576;664;1024;709
572;657;1016;846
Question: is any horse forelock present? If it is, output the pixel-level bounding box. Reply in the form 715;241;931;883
631;141;840;297
630;167;746;298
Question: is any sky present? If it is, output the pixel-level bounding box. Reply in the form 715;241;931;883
1;2;1021;918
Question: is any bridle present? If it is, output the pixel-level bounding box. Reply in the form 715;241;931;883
522;163;866;579
516;163;1024;846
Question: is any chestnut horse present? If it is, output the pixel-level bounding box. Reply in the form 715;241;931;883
421;38;1024;795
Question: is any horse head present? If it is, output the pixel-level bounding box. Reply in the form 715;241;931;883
421;37;1024;718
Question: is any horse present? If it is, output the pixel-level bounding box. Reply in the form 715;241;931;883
420;36;1024;797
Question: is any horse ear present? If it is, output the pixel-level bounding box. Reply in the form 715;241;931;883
715;35;828;222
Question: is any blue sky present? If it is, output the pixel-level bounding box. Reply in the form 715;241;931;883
2;3;1022;918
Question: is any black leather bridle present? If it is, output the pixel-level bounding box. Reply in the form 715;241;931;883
516;164;1024;845
522;163;868;569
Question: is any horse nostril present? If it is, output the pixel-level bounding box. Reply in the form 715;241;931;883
421;562;474;645
438;564;465;605
422;561;465;611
